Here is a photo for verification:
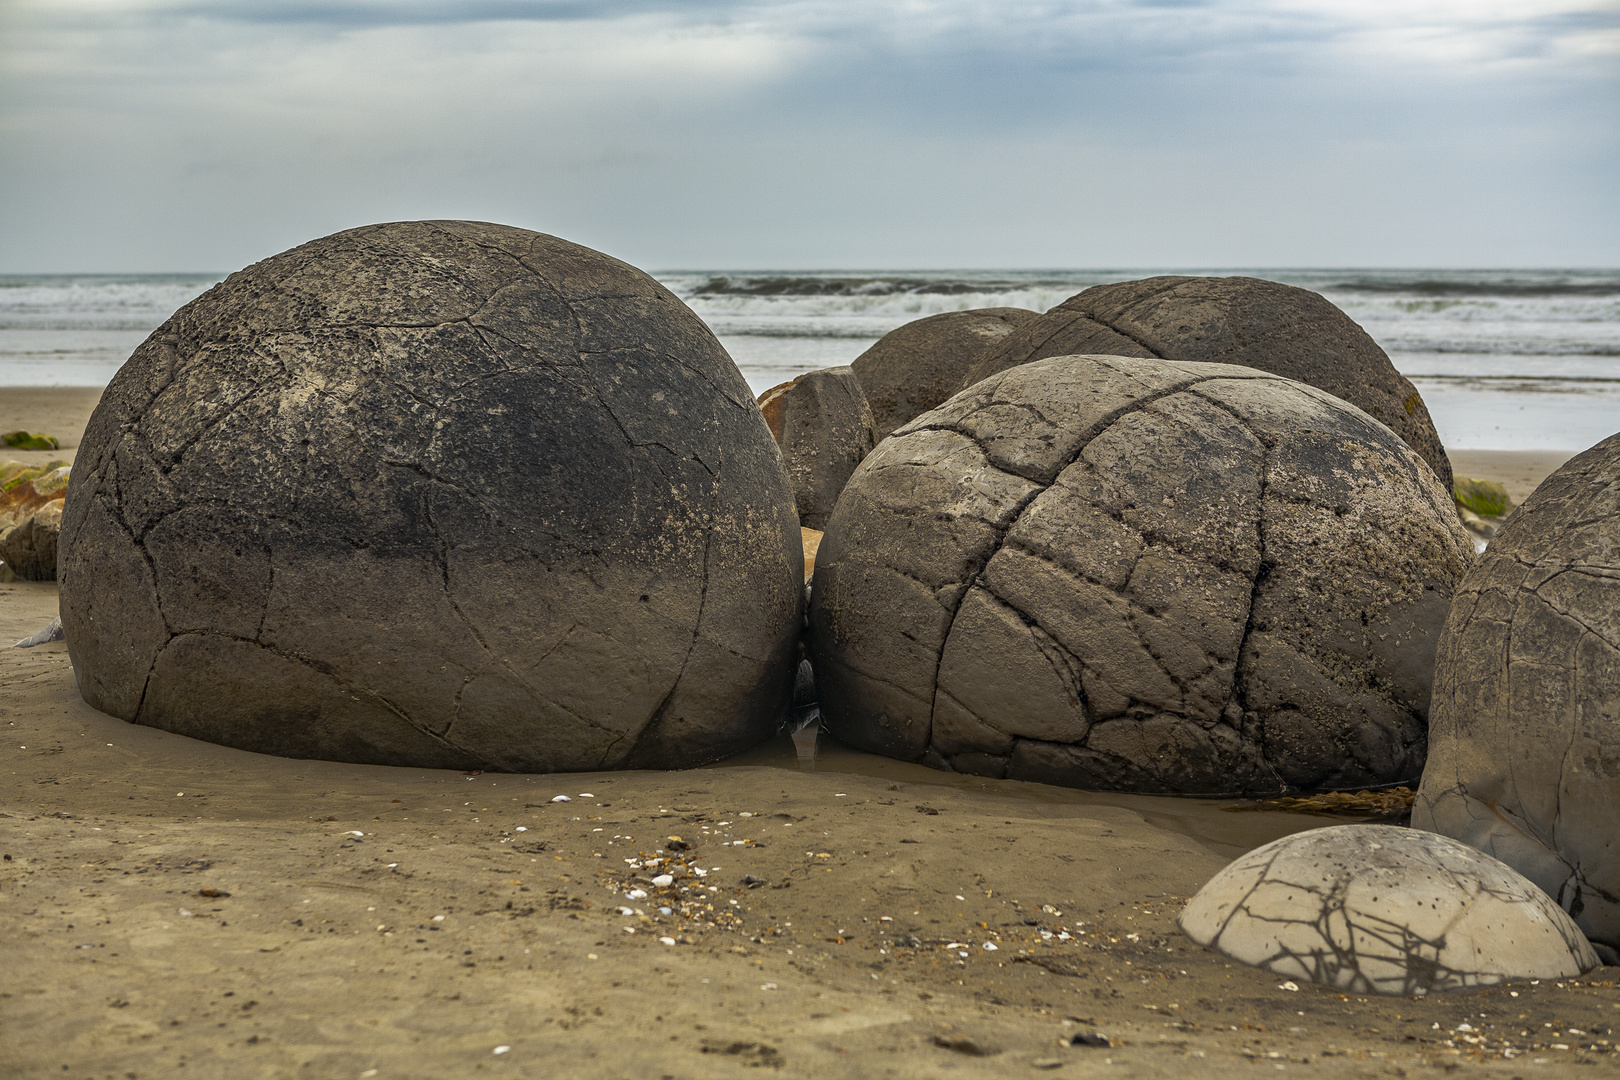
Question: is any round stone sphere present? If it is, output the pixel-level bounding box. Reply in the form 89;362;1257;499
954;276;1453;493
850;307;1037;442
1415;431;1620;946
59;221;804;772
1180;824;1598;995
808;353;1473;794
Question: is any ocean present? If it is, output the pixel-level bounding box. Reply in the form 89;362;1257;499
2;269;1616;452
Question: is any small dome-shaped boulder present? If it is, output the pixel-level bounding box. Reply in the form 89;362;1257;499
1415;431;1620;946
851;308;1038;441
809;354;1472;793
956;277;1452;492
1180;824;1599;995
60;221;804;771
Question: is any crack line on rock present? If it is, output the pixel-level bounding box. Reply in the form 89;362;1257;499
921;374;1221;752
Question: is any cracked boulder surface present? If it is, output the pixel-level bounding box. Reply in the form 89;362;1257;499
58;220;803;772
808;354;1472;795
849;308;1039;442
756;366;877;531
954;276;1453;493
1180;824;1598;995
1414;431;1620;947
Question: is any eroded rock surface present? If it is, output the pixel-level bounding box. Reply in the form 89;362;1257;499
850;308;1037;441
757;366;876;530
1180;824;1598;995
955;276;1453;491
809;354;1472;794
60;221;803;772
1415;431;1620;946
0;501;63;580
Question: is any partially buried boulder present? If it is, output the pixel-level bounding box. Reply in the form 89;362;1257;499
809;354;1472;794
60;220;804;772
850;308;1038;441
757;366;876;531
1180;824;1598;995
955;276;1453;492
1415;431;1620;946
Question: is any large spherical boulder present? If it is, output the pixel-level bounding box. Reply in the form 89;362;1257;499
1415;432;1620;946
757;366;876;531
850;308;1038;441
809;354;1472;794
60;221;803;771
955;277;1453;492
1180;824;1598;995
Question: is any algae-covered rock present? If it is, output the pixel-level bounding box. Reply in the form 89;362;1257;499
2;431;60;452
1453;476;1513;519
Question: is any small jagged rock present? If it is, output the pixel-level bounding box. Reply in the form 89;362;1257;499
955;276;1453;492
809;353;1471;794
757;366;876;530
60;221;803;772
1415;431;1620;947
1180;824;1598;995
0;501;63;580
850;308;1038;441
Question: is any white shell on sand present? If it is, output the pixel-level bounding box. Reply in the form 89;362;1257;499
1179;825;1597;996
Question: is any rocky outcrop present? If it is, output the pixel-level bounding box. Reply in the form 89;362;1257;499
757;366;876;531
60;220;804;773
850;308;1038;441
955;277;1453;492
1415;431;1620;946
809;354;1472;794
1180;824;1598;995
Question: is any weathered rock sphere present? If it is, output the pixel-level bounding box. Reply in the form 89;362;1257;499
60;221;804;771
956;277;1453;492
809;354;1472;794
850;308;1037;441
1415;432;1620;946
1181;824;1598;995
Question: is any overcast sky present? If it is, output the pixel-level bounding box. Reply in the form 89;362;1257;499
1;0;1616;272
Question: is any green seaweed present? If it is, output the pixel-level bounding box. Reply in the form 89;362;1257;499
1;460;69;493
1454;475;1512;519
2;431;60;451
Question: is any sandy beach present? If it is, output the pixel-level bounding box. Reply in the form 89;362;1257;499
3;388;1615;1077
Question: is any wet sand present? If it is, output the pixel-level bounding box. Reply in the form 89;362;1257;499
3;389;1617;1076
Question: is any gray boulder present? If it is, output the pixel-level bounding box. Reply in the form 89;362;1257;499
757;366;876;531
809;354;1471;794
60;220;804;772
956;277;1453;492
0;501;63;580
1415;431;1620;946
850;308;1038;441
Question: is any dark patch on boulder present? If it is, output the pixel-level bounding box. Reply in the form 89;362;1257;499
1415;430;1620;947
60;220;803;772
757;366;876;531
810;354;1472;795
850;308;1038;441
955;276;1452;492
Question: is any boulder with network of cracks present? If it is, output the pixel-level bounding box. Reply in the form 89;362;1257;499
954;276;1453;493
1415;431;1620;948
756;366;876;531
808;354;1473;794
850;307;1038;442
1180;824;1599;995
59;221;804;773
